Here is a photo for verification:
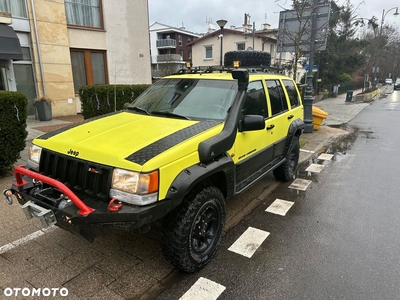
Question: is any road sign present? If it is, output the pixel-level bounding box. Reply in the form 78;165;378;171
277;4;330;53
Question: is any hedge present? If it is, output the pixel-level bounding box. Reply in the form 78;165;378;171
0;91;28;174
79;84;151;119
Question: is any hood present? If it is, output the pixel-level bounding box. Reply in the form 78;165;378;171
33;112;221;171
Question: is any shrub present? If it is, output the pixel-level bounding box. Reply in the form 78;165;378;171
0;91;28;174
79;84;151;119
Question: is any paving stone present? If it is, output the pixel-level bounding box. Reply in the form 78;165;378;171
122;235;161;261
108;268;158;299
63;267;115;298
1;241;43;263
27;242;73;271
0;254;41;287
91;234;133;256
87;287;125;300
61;247;106;273
96;250;140;278
27;262;79;288
135;251;174;281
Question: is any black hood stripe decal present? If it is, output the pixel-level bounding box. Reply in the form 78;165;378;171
125;120;221;165
36;111;121;140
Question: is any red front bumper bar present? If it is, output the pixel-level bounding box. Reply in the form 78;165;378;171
13;166;95;216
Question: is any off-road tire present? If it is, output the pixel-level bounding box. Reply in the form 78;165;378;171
161;185;226;272
273;136;300;181
224;50;271;68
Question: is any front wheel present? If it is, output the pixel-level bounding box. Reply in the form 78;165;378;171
162;186;226;272
273;136;300;181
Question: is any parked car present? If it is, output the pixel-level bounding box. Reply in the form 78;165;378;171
4;67;305;272
385;78;393;85
394;78;400;90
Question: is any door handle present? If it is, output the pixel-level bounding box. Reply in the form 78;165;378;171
287;115;294;120
266;124;275;130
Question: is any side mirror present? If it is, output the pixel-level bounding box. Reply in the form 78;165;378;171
239;115;265;132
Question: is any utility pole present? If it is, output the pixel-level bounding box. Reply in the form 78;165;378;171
303;0;318;133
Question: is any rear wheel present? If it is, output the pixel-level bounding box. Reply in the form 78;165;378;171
273;136;300;181
162;186;226;272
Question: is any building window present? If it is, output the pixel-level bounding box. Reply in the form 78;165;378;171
0;0;27;18
237;43;245;51
178;35;182;46
13;45;37;115
180;50;184;59
188;50;192;59
204;45;213;59
70;49;107;92
65;0;103;29
270;44;275;57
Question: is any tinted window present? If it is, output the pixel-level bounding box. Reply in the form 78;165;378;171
283;79;300;108
266;80;288;116
243;81;268;117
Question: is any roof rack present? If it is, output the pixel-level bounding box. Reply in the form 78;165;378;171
174;65;271;75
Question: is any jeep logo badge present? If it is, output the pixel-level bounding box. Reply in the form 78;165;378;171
67;149;79;157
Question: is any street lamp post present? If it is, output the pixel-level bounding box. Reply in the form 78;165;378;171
372;7;399;87
216;19;228;67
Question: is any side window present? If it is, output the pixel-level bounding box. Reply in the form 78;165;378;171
266;80;288;116
242;81;268;117
283;79;300;108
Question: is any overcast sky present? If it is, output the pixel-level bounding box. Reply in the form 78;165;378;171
148;0;400;34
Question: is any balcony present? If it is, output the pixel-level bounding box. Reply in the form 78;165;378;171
156;54;183;63
156;39;176;49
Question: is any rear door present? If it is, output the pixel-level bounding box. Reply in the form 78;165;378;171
264;79;293;160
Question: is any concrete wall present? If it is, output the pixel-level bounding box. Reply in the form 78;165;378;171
28;0;76;117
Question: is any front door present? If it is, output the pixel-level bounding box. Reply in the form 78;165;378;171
232;80;272;192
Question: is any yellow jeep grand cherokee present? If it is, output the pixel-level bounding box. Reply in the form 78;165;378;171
5;68;304;272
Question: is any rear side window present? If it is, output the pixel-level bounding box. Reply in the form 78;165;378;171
283;79;300;108
266;80;288;116
243;80;268;117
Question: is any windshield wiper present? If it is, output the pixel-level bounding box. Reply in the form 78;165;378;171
126;106;151;115
152;111;191;120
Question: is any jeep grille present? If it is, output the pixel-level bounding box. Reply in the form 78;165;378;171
39;149;112;202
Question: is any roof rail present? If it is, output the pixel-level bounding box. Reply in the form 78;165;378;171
174;65;271;75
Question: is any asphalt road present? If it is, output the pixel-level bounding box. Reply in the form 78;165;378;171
156;88;400;299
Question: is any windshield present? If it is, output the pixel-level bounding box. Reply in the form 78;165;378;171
128;78;237;120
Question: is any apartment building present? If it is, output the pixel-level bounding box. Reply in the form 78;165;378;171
0;0;151;117
149;22;200;79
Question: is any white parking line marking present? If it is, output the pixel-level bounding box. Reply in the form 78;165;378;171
0;226;56;255
289;178;312;191
180;277;226;300
300;149;315;153
318;153;334;160
228;227;270;258
266;199;294;216
305;163;325;173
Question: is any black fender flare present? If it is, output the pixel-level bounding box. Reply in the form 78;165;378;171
165;154;235;204
285;118;305;149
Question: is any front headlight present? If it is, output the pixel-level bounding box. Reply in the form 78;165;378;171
110;168;159;206
27;145;42;171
